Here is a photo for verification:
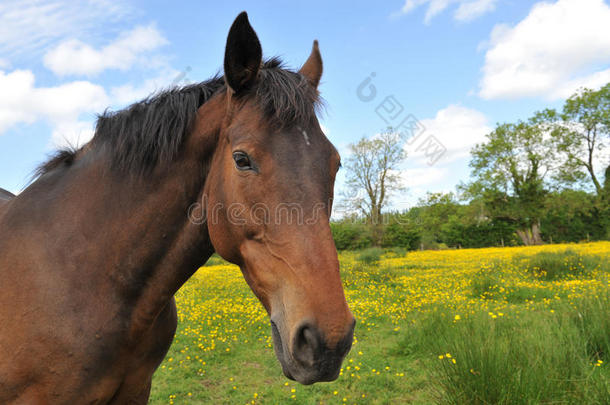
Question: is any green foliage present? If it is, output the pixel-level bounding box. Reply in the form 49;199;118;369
380;216;420;250
460;84;610;245
357;247;384;265
330;221;373;250
557;84;610;195
541;189;605;242
465;119;559;245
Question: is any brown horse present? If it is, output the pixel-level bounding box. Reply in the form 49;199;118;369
0;12;354;404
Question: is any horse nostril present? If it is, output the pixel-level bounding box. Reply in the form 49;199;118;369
293;323;320;368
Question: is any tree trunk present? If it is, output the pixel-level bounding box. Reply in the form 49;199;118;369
367;204;384;246
516;229;531;245
532;222;543;244
587;164;603;196
516;225;543;246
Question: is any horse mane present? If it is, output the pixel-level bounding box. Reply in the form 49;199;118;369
35;57;320;177
33;148;79;179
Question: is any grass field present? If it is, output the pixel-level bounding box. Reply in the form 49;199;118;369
150;242;610;404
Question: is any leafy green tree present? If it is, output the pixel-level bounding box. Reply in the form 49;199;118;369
556;84;610;195
381;222;420;250
540;190;602;243
414;192;460;248
329;220;373;250
467;118;559;245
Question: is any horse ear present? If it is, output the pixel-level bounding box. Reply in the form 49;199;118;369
299;40;323;89
224;12;262;93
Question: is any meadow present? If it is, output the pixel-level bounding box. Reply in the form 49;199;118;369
150;242;610;404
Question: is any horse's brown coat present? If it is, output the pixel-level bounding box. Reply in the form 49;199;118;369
0;12;353;404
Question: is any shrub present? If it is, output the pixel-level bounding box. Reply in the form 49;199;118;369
357;247;384;265
330;221;373;250
381;223;420;250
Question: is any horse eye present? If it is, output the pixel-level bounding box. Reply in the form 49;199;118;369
233;151;252;170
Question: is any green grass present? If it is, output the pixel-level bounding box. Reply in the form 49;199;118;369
150;244;610;404
514;249;605;280
404;297;610;404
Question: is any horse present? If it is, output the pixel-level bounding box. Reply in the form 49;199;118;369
0;188;13;201
0;12;354;404
0;188;14;218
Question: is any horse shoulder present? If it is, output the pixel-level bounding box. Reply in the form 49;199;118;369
109;298;178;404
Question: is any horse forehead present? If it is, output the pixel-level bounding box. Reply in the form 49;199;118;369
270;127;336;164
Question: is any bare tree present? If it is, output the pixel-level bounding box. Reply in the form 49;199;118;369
341;129;406;244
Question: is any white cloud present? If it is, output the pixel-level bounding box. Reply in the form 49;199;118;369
44;25;169;77
0;64;184;148
381;105;491;208
390;166;451;209
406;104;491;164
110;67;183;106
401;166;449;188
394;0;497;23
0;69;108;147
0;0;133;59
479;0;610;100
50;120;96;149
454;0;498;21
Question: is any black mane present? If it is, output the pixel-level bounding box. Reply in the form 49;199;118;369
36;57;320;177
92;77;225;174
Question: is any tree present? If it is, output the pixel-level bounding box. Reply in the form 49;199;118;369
329;220;373;250
602;166;610;238
540;190;602;243
380;213;420;250
342;129;406;245
556;84;610;195
604;165;610;200
467;118;559;245
415;192;460;248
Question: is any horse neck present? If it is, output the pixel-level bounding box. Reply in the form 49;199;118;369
19;95;223;338
109;96;226;335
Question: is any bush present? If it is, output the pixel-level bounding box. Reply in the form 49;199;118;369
330;221;373;250
381;222;420;250
357;247;384;265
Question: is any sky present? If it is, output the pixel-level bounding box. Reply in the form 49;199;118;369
1;0;610;210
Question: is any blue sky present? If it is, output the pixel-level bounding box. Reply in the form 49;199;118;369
1;0;609;209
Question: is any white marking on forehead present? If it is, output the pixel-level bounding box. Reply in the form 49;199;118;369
297;126;311;146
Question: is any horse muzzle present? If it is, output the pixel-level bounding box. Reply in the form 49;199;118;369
270;317;356;385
